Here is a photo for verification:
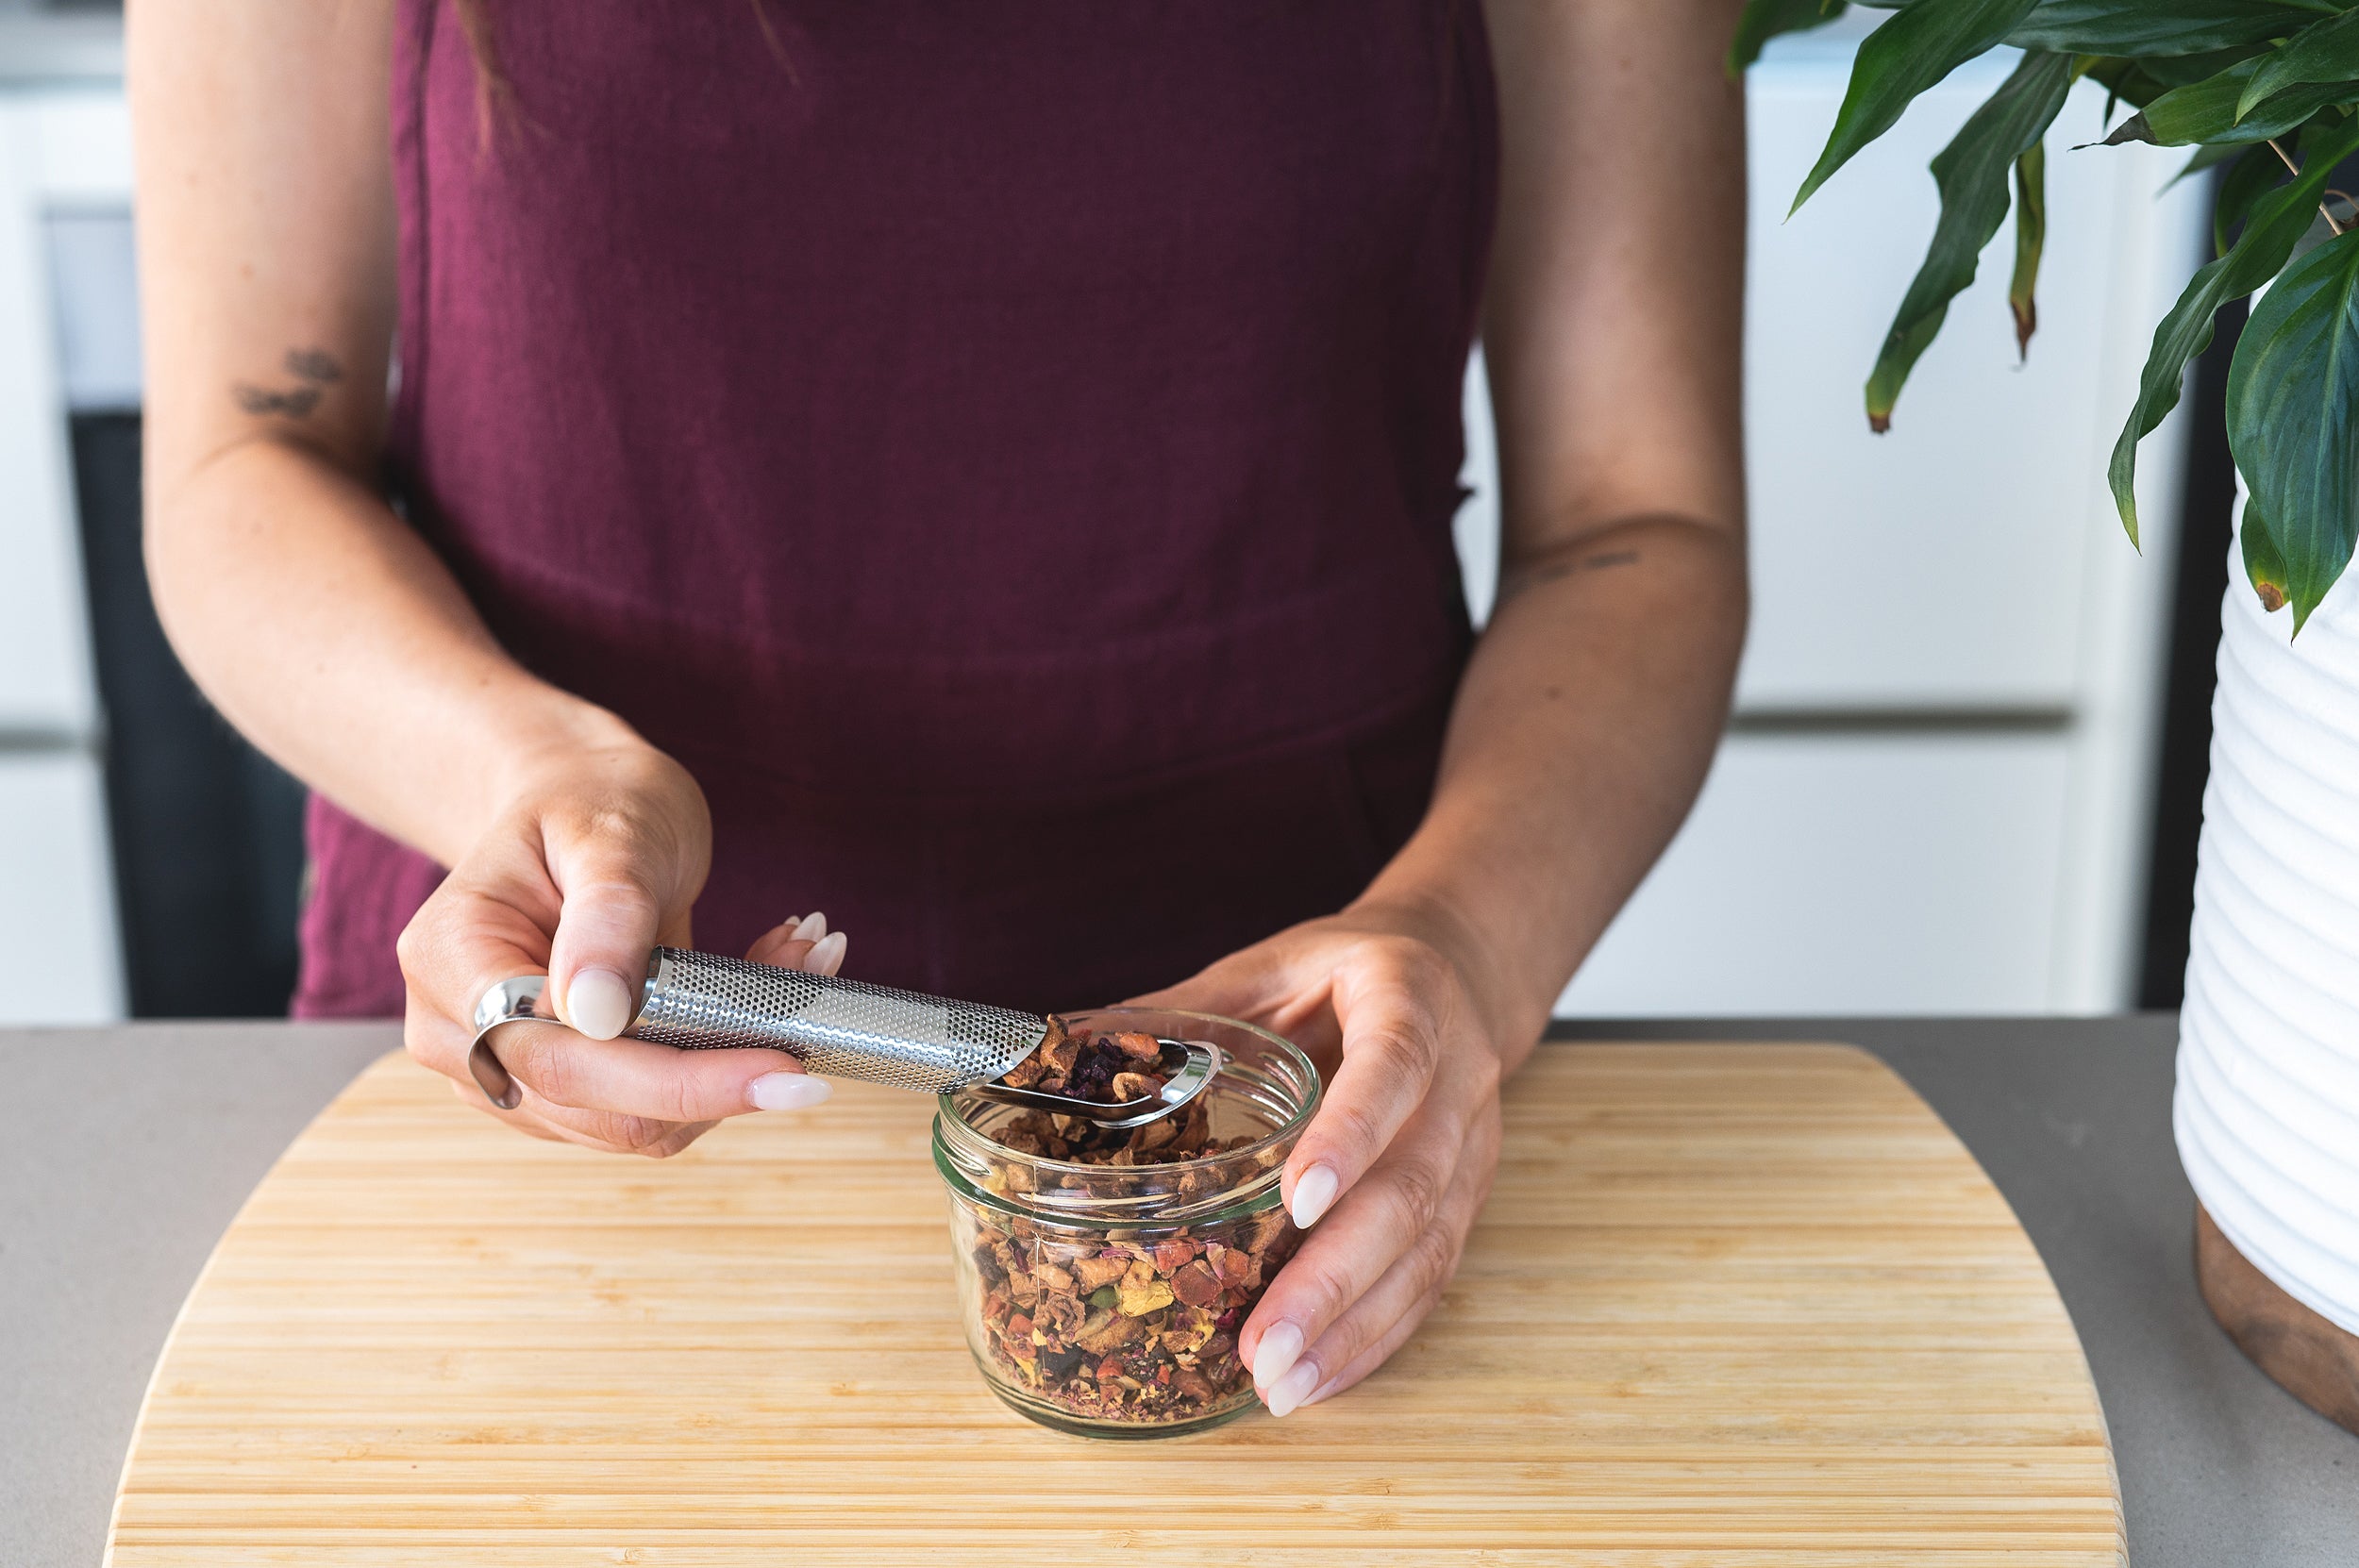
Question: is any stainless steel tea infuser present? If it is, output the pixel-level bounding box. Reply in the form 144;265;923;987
467;947;1218;1127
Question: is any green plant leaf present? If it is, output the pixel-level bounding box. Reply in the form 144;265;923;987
2084;46;2289;114
2100;54;2359;142
1864;52;2077;427
2214;142;2290;254
2109;108;2359;544
1792;0;2047;215
2238;5;2359;114
2009;0;2346;57
2167;140;2251;193
2083;57;2166;119
1730;0;1850;74
2145;44;2290;88
2240;493;2294;611
2225;224;2359;627
2011;141;2049;358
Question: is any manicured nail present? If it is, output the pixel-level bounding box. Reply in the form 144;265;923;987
1263;1357;1321;1419
565;967;636;1040
805;930;847;976
793;911;828;942
750;1072;833;1111
1252;1320;1304;1388
1289;1163;1340;1229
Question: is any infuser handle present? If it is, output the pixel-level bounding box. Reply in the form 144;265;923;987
628;947;1050;1092
464;947;1049;1108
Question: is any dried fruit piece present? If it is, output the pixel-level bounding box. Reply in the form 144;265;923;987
1110;1031;1163;1061
1073;1255;1129;1292
1169;1259;1223;1308
1110;1071;1165;1102
1116;1271;1176;1318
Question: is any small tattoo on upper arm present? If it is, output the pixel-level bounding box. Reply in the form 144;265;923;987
233;384;323;417
1501;547;1643;601
230;345;345;419
283;346;343;384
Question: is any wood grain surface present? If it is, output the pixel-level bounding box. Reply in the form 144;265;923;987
108;1043;2122;1566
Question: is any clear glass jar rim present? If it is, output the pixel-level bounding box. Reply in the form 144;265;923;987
930;1007;1320;1222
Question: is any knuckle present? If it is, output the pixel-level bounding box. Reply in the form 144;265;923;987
1316;1097;1388;1163
1383;1153;1450;1236
393;920;424;976
1464;1044;1503;1094
572;800;670;871
1405;1222;1462;1296
516;1036;582;1106
1288;1252;1360;1323
1376;1022;1441;1082
1309;1318;1369;1377
401;1004;460;1079
582;1109;669;1152
651;1070;702;1126
393;897;457;985
1370;932;1448;990
640;1122;711;1159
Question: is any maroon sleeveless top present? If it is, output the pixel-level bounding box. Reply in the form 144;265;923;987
293;0;1496;1017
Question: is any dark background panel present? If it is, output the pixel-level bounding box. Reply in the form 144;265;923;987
70;412;307;1017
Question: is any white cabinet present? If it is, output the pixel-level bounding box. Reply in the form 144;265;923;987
1460;39;2207;1015
0;88;127;1021
0;96;100;737
1740;54;2179;712
1561;733;2073;1015
0;753;123;1022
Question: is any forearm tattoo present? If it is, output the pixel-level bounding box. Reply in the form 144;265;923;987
232;346;344;418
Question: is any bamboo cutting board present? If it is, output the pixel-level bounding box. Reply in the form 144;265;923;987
108;1043;2123;1566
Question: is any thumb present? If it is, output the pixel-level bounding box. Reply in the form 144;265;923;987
544;837;679;1042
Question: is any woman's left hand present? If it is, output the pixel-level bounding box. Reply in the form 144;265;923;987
1135;903;1529;1418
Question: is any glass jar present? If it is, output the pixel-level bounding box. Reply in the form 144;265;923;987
932;1008;1320;1438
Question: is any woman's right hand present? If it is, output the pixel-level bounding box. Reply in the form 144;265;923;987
396;736;845;1157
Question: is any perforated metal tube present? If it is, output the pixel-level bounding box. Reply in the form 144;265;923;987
625;947;1049;1093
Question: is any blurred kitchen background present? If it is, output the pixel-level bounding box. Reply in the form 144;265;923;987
0;5;2234;1024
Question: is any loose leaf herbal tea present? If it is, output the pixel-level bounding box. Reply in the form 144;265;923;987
995;1022;1168;1107
955;1025;1300;1427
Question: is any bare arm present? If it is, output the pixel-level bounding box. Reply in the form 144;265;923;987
131;0;607;862
1375;0;1749;1048
129;0;833;1144
1157;0;1748;1415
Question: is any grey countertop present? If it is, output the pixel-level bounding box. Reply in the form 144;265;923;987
4;1015;2353;1565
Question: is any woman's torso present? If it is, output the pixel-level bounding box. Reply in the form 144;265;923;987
294;0;1497;1016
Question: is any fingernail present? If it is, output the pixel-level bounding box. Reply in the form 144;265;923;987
750;1072;833;1111
793;911;828;942
565;967;636;1040
1252;1320;1304;1388
1289;1163;1340;1228
1263;1357;1321;1419
805;930;847;976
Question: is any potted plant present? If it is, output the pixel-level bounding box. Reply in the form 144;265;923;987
1733;0;2359;1434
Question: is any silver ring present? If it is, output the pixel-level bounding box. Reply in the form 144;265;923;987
466;975;560;1109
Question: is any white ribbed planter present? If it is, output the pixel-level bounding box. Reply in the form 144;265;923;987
2176;516;2359;1338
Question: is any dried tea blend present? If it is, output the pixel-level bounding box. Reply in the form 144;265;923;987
953;1024;1302;1427
995;1022;1167;1107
